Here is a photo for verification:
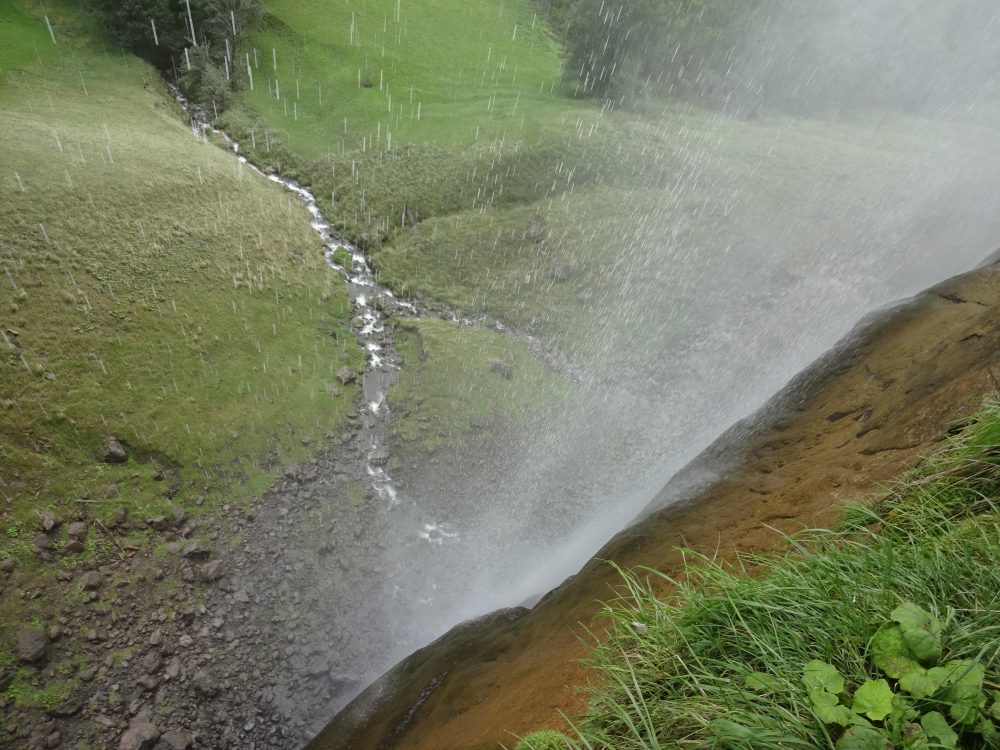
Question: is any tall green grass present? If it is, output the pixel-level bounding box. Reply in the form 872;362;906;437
516;401;1000;749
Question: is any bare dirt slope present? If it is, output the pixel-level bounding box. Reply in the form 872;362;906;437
307;254;1000;750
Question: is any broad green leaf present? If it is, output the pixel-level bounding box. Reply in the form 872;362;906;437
991;691;1000;721
804;660;845;694
948;687;987;726
902;629;942;664
853;679;895;721
745;672;781;693
935;660;987;725
834;725;894;750
898;668;942;698
811;689;841;708
920;712;958;748
873;626;922;678
891;603;942;664
891;603;938;634
810;693;854;727
935;660;985;691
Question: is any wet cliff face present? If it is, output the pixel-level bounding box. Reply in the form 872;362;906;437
306;258;1000;750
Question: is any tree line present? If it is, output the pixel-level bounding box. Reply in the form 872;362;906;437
551;0;1000;116
89;0;263;110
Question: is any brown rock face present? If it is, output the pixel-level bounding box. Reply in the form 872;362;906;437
305;260;1000;750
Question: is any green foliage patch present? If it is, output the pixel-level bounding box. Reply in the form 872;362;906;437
796;603;999;747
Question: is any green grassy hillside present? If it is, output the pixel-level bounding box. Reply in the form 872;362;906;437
233;0;573;157
215;0;1000;470
0;0;360;582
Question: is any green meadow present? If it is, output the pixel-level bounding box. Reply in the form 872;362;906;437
0;0;361;604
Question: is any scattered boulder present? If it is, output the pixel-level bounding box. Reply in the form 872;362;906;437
103;436;127;464
0;558;17;573
80;571;102;590
164;657;181;680
192;669;219;697
403;206;419;227
17;628;48;663
104;483;120;498
66;521;87;539
62;539;85;555
170;506;187;527
111;507;129;527
145;516;170;532
158;730;193;750
469;415;488;430
336;366;357;385
38;511;61;532
200;559;225;582
368;447;390;467
183;540;212;560
32;533;54;551
118;719;159;750
139;650;161;675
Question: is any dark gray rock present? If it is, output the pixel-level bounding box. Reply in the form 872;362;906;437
66;521;87;539
61;539;84;555
139;650;161;674
145;515;170;532
80;571;102;590
367;447;390;467
118;719;159;750
183;540;212;560
192;669;219;697
103;436;128;464
336;366;357;385
200;559;225;582
39;511;61;532
16;628;47;663
157;729;192;750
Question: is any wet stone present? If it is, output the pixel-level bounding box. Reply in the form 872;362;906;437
118;719;159;750
39;511;61;532
182;540;212;560
16;628;47;663
157;729;192;750
103;436;127;464
80;571;102;590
